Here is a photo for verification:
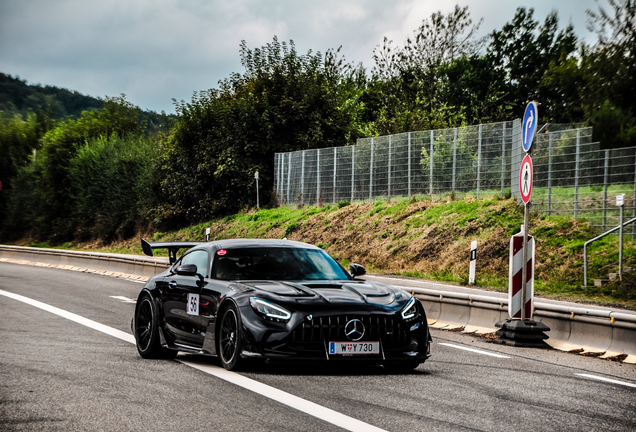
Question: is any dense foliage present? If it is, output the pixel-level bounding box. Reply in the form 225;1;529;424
1;2;634;243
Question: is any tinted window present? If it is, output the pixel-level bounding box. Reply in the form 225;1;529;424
181;250;209;277
212;247;349;281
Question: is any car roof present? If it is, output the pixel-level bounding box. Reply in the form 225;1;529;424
192;238;320;252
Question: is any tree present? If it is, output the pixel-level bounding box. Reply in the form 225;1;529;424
157;37;359;225
583;0;636;147
370;5;484;135
25;95;144;239
487;8;578;120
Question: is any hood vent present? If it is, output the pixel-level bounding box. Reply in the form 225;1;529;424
302;284;343;289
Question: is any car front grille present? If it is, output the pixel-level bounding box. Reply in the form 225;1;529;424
287;314;409;344
262;314;413;358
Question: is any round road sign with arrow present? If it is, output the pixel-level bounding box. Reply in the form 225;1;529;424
522;101;538;153
519;154;533;204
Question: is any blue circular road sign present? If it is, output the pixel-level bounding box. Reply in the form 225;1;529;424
522;102;538;153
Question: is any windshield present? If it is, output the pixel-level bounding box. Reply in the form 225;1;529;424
212;247;350;281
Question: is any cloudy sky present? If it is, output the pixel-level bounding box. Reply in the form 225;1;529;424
0;0;602;113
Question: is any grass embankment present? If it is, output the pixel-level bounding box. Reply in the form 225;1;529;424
26;196;636;310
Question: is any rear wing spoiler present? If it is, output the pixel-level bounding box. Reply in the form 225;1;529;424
141;239;205;264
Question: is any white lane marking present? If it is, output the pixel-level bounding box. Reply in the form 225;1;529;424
438;343;510;358
0;289;135;344
180;359;387;432
110;295;137;304
576;374;636;389
0;289;388;432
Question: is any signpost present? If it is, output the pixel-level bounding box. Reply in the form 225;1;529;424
519;102;537;320
495;105;550;346
617;194;625;280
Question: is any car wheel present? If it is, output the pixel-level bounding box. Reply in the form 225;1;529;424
219;304;243;371
135;293;177;359
383;361;420;373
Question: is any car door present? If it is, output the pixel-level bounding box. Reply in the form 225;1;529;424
200;250;234;355
163;249;210;348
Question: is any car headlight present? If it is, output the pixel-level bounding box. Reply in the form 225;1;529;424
401;297;419;320
250;297;292;322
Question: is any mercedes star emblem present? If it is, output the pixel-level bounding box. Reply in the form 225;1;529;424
345;319;365;341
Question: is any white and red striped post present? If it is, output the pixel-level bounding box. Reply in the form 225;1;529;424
508;226;534;319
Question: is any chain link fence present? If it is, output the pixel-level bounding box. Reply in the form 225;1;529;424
274;120;636;233
511;126;636;234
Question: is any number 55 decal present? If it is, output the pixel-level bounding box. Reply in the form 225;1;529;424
187;293;199;316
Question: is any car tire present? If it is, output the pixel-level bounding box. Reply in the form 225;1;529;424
219;304;243;371
135;293;177;359
383;361;420;373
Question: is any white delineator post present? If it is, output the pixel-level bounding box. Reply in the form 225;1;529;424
469;241;477;285
509;225;534;319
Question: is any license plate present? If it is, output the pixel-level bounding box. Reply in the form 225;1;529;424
329;341;380;355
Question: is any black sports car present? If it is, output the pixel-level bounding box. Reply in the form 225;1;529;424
133;238;431;371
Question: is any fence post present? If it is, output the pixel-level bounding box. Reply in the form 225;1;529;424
408;132;412;199
430;130;434;195
452;128;458;192
603;149;609;231
351;146;355;203
633;147;636;239
501;123;506;197
301;151;305;206
388;135;392;202
287;152;292;205
333;147;337;204
317;149;321;205
575;130;580;217
370;138;374;203
428;131;435;194
548;134;553;215
277;153;282;201
477;124;482;198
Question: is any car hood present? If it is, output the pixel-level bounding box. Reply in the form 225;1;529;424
241;280;398;305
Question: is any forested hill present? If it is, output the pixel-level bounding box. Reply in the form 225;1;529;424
0;73;104;119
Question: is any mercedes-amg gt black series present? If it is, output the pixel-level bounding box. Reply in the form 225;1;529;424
133;238;431;371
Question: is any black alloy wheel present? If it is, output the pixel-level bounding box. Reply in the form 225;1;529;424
219;305;243;371
135;294;177;359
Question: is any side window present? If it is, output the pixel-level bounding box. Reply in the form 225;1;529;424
181;250;209;277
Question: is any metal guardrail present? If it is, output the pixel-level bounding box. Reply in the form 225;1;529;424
410;287;636;329
583;216;636;286
0;245;170;278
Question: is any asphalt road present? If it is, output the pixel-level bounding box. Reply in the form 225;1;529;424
1;263;635;431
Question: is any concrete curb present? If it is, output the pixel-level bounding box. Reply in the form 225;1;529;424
1;245;634;363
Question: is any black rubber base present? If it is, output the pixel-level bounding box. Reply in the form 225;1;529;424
494;319;551;349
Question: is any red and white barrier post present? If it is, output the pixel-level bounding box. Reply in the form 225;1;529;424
509;226;534;319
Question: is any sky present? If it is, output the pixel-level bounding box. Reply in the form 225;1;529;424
0;0;602;114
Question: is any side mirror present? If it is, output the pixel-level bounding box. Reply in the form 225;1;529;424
176;264;197;277
349;263;366;278
176;264;206;287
